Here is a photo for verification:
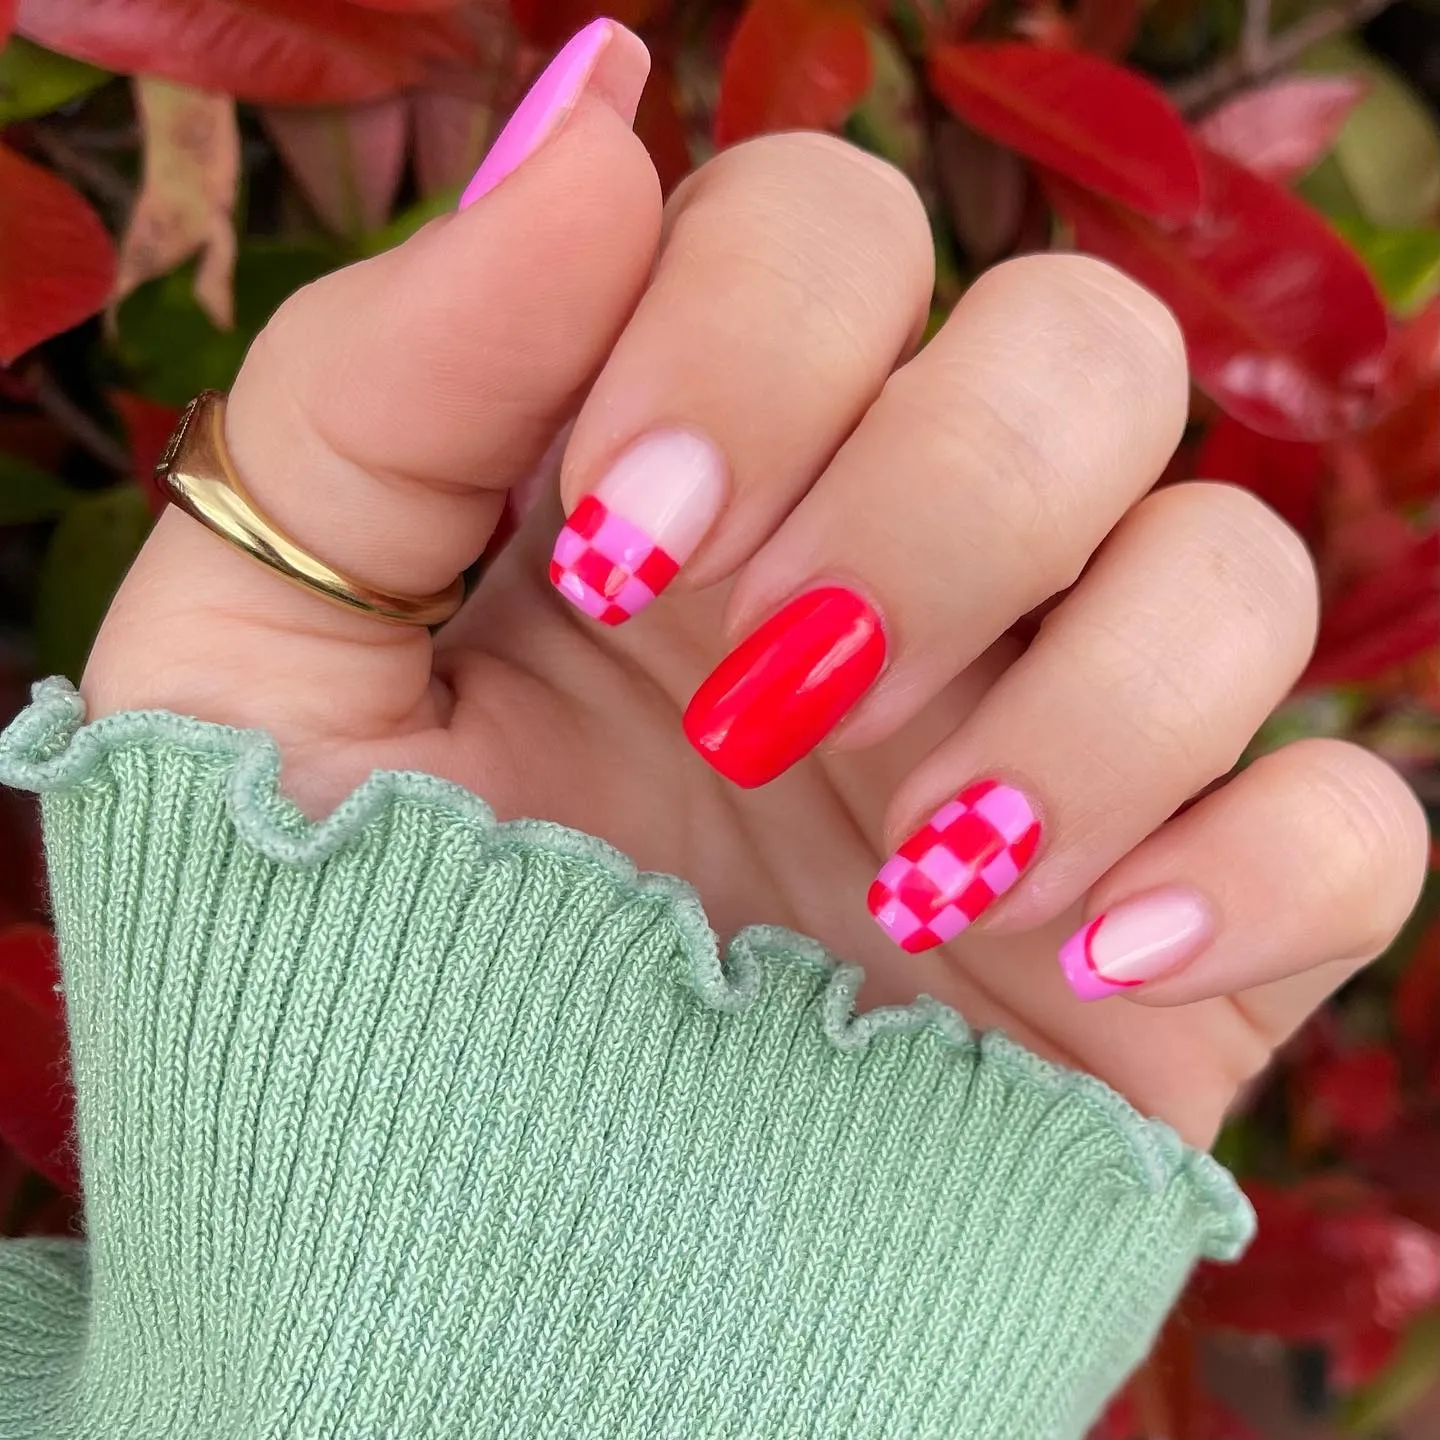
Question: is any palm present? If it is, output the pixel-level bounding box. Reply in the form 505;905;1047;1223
281;513;1260;1150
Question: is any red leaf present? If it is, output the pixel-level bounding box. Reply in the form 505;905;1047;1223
16;0;482;105
1333;1318;1405;1389
1193;1181;1440;1343
634;59;691;195
1301;1044;1403;1147
262;96;408;235
714;0;872;147
412;91;493;198
0;144;115;365
1127;1307;1203;1439
1197;77;1367;185
930;43;1201;221
0;789;43;930
1394;915;1440;1062
1303;529;1440;687
1354;377;1440;508
935;119;1027;266
110;391;183;516
1087;1386;1264;1439
0;0;15;46
348;0;458;9
1046;148;1391;441
1382;295;1440;396
1194;416;1325;539
0;926;76;1195
1355;1114;1440;1235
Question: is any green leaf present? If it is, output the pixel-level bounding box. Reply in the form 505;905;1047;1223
845;30;924;179
1210;1116;1253;1176
35;486;154;682
1246;689;1365;760
1331;214;1440;316
0;453;73;524
0;38;108;124
1295;151;1364;221
361;189;458;256
1305;39;1440;229
113;241;339;406
1341;1309;1440;1434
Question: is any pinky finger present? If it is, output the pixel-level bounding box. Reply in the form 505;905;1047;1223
1058;739;1429;1013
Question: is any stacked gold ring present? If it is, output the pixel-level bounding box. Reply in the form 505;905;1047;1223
155;391;465;628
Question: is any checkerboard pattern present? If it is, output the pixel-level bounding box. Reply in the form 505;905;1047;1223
549;494;681;625
868;780;1041;953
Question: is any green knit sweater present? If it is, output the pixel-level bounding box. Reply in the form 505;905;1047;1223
0;679;1252;1439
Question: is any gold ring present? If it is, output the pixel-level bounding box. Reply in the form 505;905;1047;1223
155;391;465;628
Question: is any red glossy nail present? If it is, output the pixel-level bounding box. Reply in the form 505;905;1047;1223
683;586;886;788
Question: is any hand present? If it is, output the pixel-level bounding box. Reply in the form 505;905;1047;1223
83;22;1427;1149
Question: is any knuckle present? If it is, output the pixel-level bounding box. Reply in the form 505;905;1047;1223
1143;482;1321;663
726;130;927;226
1054;254;1185;366
878;378;1080;588
1069;606;1227;762
695;246;880;389
671;132;933;323
968;254;1189;442
1285;740;1429;952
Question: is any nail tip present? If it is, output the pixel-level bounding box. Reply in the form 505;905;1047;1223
1060;962;1114;1003
681;586;884;792
1058;922;1117;1002
686;742;769;788
681;714;771;788
455;16;619;212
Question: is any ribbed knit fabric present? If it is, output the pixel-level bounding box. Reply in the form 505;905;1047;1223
0;678;1253;1439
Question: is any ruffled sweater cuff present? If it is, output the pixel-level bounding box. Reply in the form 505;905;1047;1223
0;679;1252;1439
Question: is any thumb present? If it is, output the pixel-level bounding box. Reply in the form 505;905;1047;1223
84;21;659;751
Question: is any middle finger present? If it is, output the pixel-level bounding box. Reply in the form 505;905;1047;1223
684;254;1190;787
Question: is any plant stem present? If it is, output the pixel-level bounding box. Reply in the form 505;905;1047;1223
18;363;130;474
25;125;132;223
1170;0;1395;113
1241;0;1272;75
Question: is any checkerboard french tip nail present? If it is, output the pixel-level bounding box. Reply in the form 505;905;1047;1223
549;431;726;624
458;19;615;210
868;781;1041;953
1059;888;1212;1001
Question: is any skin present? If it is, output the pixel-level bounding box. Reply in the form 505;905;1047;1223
83;31;1429;1150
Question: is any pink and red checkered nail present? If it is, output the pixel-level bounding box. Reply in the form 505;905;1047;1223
868;780;1041;953
550;430;725;625
549;494;681;625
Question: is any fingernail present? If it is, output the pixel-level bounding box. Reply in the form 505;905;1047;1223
683;587;885;788
549;431;726;624
1059;888;1212;1001
459;19;614;209
868;781;1041;952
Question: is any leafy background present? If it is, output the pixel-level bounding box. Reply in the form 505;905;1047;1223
0;1;1437;1434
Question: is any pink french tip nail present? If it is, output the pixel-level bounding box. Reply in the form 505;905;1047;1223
459;19;615;210
868;781;1042;953
549;431;726;624
1059;888;1213;1001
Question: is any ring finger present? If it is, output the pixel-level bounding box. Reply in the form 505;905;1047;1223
866;480;1318;952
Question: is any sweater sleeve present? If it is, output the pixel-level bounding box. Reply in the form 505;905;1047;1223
0;678;1252;1440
